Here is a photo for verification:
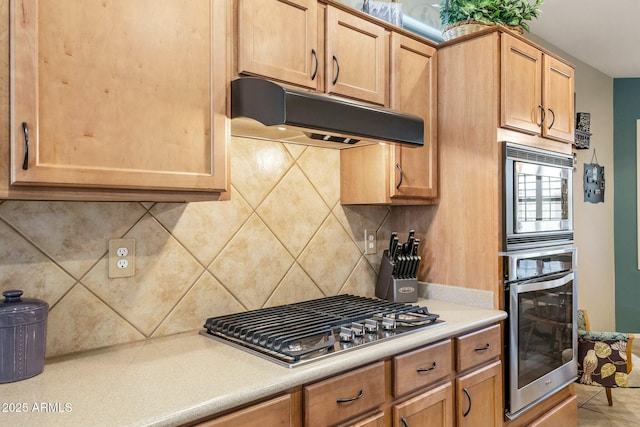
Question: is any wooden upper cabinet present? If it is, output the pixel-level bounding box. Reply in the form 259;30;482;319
543;55;575;142
236;0;319;90
340;33;436;205
389;32;437;199
10;0;227;195
325;6;387;105
501;33;574;144
501;35;543;135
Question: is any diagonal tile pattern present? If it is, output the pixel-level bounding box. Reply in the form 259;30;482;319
151;186;253;266
153;271;245;337
297;146;341;207
0;221;76;306
257;165;330;257
82;214;205;336
209;213;295;310
0;201;147;279
230;136;294;209
264;263;325;307
0;136;391;358
46;284;145;356
298;215;363;296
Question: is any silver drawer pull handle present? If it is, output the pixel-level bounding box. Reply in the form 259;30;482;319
474;343;490;351
336;389;364;403
417;362;437;373
401;416;409;427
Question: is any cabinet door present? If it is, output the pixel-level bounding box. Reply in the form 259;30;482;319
11;0;227;193
197;394;297;427
501;34;543;135
393;382;453;427
542;55;575;143
237;0;319;89
325;6;387;105
342;412;385;427
389;33;437;199
455;360;502;427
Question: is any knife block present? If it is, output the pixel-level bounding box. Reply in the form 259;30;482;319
375;250;418;303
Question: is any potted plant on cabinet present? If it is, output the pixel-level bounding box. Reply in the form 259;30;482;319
440;0;543;41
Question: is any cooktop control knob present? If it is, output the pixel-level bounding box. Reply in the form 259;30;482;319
364;319;379;333
382;316;397;330
339;326;354;342
351;322;365;337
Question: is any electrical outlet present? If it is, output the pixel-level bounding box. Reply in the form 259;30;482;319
109;238;135;278
364;229;376;255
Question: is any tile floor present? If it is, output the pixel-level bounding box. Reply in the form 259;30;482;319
576;383;640;425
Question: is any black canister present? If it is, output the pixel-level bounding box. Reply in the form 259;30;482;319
0;290;48;383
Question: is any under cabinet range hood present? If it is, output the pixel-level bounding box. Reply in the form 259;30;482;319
230;77;424;149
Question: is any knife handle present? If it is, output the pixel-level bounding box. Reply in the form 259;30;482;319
388;231;398;253
390;236;399;261
412;238;420;256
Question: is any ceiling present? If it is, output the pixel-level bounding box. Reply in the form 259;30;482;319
529;0;640;78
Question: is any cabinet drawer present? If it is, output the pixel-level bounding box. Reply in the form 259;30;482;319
304;362;385;427
455;324;501;372
393;339;452;397
198;394;294;427
529;394;577;427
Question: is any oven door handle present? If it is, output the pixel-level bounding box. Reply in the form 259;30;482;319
514;272;573;294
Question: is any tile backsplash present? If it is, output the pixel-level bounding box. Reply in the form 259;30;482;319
0;136;390;358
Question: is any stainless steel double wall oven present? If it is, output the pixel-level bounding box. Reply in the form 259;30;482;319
502;142;577;419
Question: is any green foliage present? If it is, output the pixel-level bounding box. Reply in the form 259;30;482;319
440;0;544;32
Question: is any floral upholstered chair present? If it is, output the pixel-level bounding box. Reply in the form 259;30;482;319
577;309;640;405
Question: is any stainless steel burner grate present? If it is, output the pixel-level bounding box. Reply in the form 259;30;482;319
202;295;443;367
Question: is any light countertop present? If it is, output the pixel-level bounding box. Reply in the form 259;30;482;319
0;298;506;427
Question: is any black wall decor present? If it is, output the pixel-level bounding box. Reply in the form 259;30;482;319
584;162;605;203
575;112;592;150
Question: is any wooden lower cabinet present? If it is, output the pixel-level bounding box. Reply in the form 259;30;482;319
196;323;569;427
196;393;300;427
303;362;386;427
393;382;453;427
454;325;503;427
504;385;577;427
341;412;385;427
455;360;503;427
528;395;577;427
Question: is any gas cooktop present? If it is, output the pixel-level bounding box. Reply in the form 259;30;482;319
200;294;445;368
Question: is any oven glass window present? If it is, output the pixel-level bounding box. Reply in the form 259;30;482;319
517;174;568;222
517;279;573;388
512;161;572;235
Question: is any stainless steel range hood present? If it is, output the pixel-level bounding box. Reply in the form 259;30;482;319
230;77;424;149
